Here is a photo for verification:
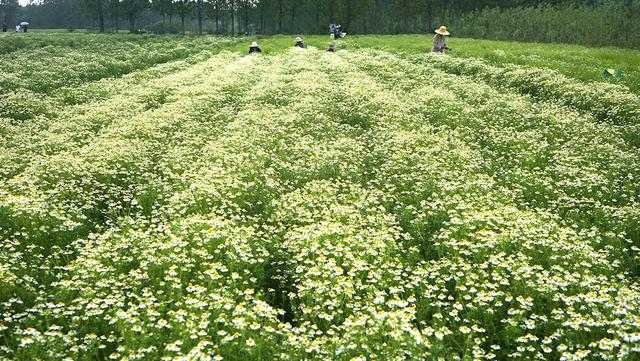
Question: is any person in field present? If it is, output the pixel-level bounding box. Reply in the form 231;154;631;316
328;43;336;52
329;23;337;39
2;24;7;32
295;37;306;48
15;24;21;32
249;41;262;54
432;26;452;53
329;24;346;39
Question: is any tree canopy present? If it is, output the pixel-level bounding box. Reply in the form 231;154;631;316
14;0;635;36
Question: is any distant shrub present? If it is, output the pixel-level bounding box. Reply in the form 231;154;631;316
456;1;640;49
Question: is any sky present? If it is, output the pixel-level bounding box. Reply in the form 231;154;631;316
19;0;29;6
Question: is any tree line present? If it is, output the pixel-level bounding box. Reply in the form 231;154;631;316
8;0;612;34
109;0;599;35
1;0;20;26
5;0;638;49
455;1;640;48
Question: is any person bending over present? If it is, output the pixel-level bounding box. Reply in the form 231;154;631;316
249;42;262;54
432;26;452;53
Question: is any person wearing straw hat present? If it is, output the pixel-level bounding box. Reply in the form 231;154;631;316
294;36;306;48
249;41;262;54
432;26;452;53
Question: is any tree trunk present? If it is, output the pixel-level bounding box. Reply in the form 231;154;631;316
345;1;352;30
112;2;120;33
290;0;297;33
244;0;249;35
129;11;135;33
425;1;433;33
278;0;283;33
404;13;408;33
260;2;265;34
231;1;235;35
97;0;105;33
198;1;203;35
314;2;320;34
329;0;335;23
215;4;220;34
221;10;225;34
181;14;185;35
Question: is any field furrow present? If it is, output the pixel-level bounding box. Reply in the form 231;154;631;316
0;36;240;96
0;51;242;179
346;49;640;273
416;54;640;127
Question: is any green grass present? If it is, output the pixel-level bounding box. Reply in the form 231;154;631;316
222;34;640;92
338;35;640;93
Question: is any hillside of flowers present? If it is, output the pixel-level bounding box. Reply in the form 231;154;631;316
1;38;639;361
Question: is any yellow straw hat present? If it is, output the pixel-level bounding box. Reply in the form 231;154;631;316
435;26;450;36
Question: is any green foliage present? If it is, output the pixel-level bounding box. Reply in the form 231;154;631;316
0;34;639;361
0;0;20;25
456;2;640;49
14;0;640;51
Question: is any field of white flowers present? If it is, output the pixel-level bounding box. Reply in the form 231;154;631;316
1;36;639;361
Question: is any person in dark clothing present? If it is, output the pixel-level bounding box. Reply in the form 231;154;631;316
249;42;262;54
295;37;306;48
2;24;7;32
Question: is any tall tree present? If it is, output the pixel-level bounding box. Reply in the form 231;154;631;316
153;0;173;32
205;0;223;33
172;0;191;34
228;0;235;34
121;0;148;32
76;0;106;32
392;0;420;32
289;0;297;33
276;0;283;32
195;0;204;34
341;0;374;30
0;0;19;26
21;0;90;29
106;0;120;32
21;0;640;39
239;0;254;34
